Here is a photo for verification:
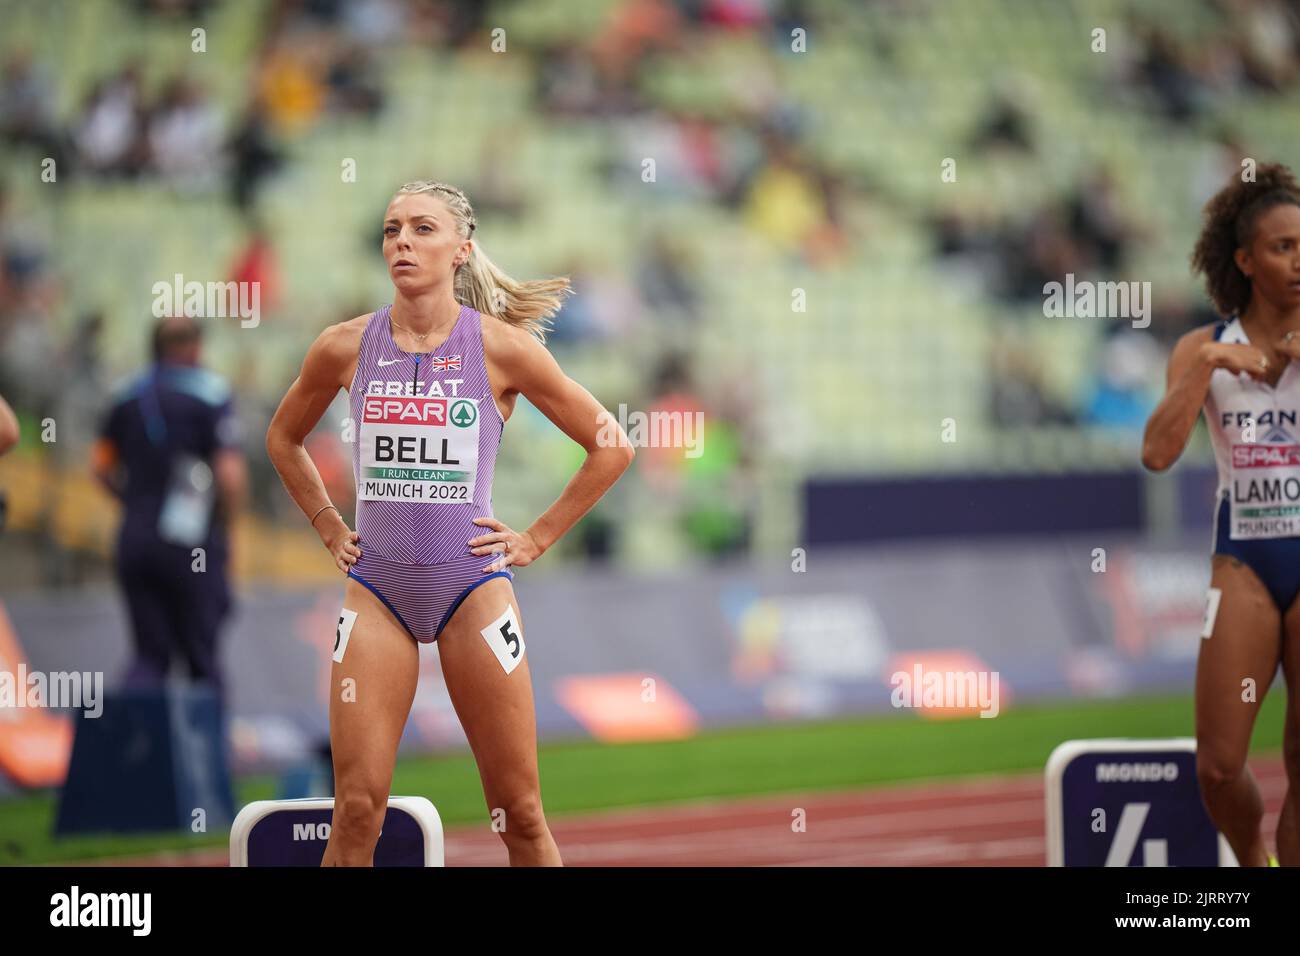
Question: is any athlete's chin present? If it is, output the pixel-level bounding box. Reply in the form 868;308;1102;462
1265;281;1300;308
389;272;432;291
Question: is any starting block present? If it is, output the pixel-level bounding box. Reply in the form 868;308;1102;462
1046;738;1237;866
230;796;444;866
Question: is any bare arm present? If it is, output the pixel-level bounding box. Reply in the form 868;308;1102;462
0;393;17;457
89;438;123;499
474;322;634;567
265;321;363;571
1141;325;1266;472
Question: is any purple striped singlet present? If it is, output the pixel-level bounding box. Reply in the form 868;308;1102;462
345;302;514;642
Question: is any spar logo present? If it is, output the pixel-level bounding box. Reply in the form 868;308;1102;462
363;396;447;425
1232;444;1300;468
450;400;476;427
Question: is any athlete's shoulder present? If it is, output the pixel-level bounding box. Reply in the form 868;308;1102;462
314;313;370;362
300;313;370;390
1159;321;1222;389
480;312;547;368
1172;321;1220;355
328;312;372;348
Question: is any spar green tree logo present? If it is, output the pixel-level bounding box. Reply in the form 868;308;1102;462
450;400;477;427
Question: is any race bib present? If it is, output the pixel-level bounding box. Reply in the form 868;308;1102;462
1229;442;1300;539
357;394;480;504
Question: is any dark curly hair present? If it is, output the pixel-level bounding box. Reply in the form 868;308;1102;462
1191;162;1300;317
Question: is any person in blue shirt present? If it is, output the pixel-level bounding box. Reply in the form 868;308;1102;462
91;316;247;697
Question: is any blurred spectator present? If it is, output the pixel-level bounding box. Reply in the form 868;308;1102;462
930;202;1005;293
229;223;282;317
50;312;110;469
74;65;148;178
0;392;15;540
995;204;1087;304
0;49;63;162
1190;127;1251;206
0;184;50;315
90;316;247;699
548;257;643;346
535;42;605;118
1147;295;1221;353
683;363;758;557
227;98;284;211
591;0;687;73
324;41;386;119
611;111;717;201
1134;26;1206;122
988;337;1077;427
969;87;1035;154
147;77;225;190
256;42;327;135
639;352;704;493
465;130;530;222
637;352;753;556
742;139;830;262
634;232;701;325
546;263;599;347
339;0;409;46
0;187;59;416
1082;322;1164;440
1065;166;1138;273
1220;0;1300;91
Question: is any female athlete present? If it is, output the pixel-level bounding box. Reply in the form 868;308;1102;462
1142;162;1300;866
266;181;635;866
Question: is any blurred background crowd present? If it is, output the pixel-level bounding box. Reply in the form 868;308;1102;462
2;0;1300;590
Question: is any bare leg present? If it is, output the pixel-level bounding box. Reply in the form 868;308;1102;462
1275;590;1300;864
1195;555;1282;867
436;577;561;866
320;577;419;866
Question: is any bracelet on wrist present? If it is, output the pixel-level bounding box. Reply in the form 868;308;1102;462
311;504;340;529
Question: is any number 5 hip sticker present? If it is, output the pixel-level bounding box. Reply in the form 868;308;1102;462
480;604;524;675
334;608;358;663
1201;587;1222;640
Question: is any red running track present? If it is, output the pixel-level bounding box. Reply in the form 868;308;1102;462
73;756;1288;867
444;756;1289;867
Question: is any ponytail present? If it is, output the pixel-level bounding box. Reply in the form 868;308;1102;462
454;239;572;343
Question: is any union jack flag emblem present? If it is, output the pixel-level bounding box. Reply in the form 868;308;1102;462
428;355;462;371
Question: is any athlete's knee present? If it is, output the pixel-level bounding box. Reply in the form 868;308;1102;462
1197;750;1248;791
332;788;387;840
492;792;548;844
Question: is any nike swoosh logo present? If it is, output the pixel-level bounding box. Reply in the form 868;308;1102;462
377;358;402;367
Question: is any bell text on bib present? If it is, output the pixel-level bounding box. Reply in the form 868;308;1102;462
359;393;480;504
